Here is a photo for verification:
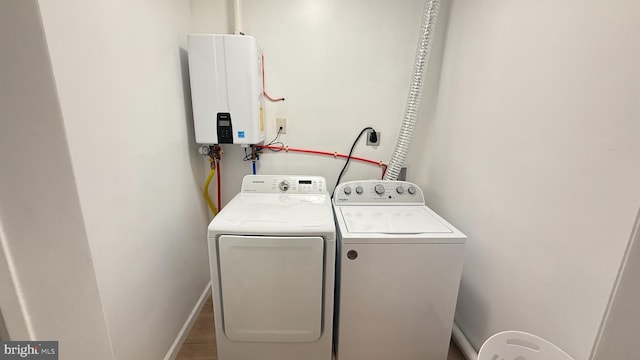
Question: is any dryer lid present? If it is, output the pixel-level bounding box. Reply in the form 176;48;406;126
339;206;453;234
208;193;335;236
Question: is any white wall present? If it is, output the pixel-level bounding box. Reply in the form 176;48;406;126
191;0;434;203
409;0;640;359
37;0;211;359
0;0;113;357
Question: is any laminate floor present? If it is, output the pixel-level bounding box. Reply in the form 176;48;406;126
176;294;466;360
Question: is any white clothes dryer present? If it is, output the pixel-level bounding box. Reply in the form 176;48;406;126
208;175;335;360
333;180;466;360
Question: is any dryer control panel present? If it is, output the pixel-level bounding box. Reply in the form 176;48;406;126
333;180;425;205
241;175;327;194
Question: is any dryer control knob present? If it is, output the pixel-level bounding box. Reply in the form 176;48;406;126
374;184;385;195
396;186;405;194
355;186;363;194
343;186;352;195
407;186;416;195
279;180;290;192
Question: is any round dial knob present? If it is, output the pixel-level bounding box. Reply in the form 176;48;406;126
396;186;405;194
343;186;352;195
279;180;290;192
407;186;416;195
355;186;363;195
374;184;385;195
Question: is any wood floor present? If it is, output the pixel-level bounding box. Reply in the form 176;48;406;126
176;294;466;360
177;295;216;360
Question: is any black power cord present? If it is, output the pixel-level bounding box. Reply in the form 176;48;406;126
368;130;378;144
266;126;284;150
244;127;285;161
331;127;376;198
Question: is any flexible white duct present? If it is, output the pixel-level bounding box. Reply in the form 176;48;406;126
384;0;441;180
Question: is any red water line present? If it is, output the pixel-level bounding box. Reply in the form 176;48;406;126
216;159;222;211
261;54;285;102
256;145;387;179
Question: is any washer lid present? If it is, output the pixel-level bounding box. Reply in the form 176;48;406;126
340;206;453;234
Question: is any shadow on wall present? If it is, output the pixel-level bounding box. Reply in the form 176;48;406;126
0;308;9;340
455;274;491;349
179;47;208;215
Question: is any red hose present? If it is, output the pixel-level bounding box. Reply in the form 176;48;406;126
256;145;387;179
261;54;285;102
216;159;222;211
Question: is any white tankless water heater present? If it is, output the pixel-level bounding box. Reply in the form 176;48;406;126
187;34;265;145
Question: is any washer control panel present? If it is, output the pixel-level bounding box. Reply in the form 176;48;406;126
242;175;327;194
334;180;424;205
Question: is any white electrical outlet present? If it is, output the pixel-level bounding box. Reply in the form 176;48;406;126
276;117;287;134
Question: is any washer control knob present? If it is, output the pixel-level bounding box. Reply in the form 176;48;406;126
279;180;290;192
374;184;385;195
407;186;416;195
343;186;352;195
396;186;405;194
355;186;363;195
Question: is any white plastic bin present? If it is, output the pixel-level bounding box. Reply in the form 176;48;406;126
478;331;574;360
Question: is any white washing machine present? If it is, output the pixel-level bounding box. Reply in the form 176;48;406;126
333;180;466;360
207;175;335;360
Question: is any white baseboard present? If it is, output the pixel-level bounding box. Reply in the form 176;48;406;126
452;322;478;360
590;208;640;360
163;281;212;360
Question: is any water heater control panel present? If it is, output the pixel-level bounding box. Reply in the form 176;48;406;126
333;180;425;205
